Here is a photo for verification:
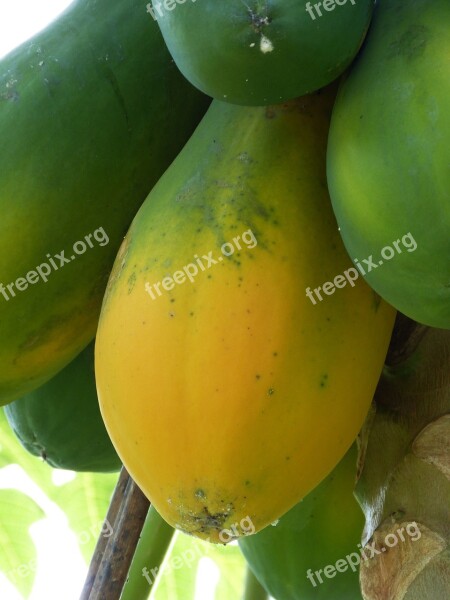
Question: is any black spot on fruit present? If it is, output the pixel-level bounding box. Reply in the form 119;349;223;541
320;374;328;388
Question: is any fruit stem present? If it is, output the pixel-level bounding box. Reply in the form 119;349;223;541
119;505;175;600
243;565;268;600
80;467;150;599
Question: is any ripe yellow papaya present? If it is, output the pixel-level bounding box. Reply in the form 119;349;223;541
95;88;396;543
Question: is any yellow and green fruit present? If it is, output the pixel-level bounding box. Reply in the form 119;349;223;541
95;87;395;542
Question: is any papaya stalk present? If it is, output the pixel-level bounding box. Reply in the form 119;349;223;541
80;468;150;599
355;315;450;600
120;505;175;600
80;468;130;598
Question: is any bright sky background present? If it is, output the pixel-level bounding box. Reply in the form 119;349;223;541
0;0;74;60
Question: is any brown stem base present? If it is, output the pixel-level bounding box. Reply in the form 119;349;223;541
79;466;150;600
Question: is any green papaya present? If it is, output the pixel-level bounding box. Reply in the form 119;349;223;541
239;445;364;600
0;0;209;405
4;341;120;472
327;0;450;328
153;0;375;105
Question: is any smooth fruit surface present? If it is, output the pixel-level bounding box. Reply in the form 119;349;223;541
239;445;363;600
155;0;374;105
327;0;450;328
95;88;396;543
4;342;121;472
0;0;208;405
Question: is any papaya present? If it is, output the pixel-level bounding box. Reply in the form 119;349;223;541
0;0;209;405
153;0;375;105
239;445;364;600
95;87;396;543
326;0;450;329
4;341;120;472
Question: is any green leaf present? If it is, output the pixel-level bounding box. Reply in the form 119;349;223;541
215;544;247;600
51;471;117;563
0;488;44;598
151;533;247;600
0;409;117;564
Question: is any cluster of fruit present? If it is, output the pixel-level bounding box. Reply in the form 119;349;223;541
0;0;448;598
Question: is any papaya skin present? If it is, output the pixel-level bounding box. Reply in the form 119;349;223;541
95;87;396;543
327;0;450;328
154;0;375;105
0;0;208;405
4;342;121;473
239;445;364;600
